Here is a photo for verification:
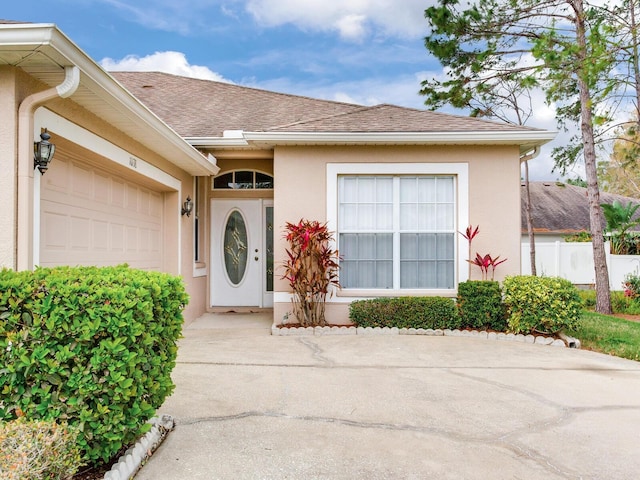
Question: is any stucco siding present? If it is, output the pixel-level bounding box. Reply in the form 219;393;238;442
0;66;18;268
272;144;522;325
3;79;207;322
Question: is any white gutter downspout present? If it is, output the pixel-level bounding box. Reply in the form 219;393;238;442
17;66;80;270
520;146;540;164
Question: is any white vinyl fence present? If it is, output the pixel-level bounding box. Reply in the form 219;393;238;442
521;241;640;290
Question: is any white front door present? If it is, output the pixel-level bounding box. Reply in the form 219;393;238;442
211;199;273;307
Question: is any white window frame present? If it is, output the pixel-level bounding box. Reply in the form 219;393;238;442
326;163;469;299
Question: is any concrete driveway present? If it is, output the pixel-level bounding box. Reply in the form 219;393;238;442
136;312;640;480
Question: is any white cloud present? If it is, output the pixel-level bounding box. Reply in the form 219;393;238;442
100;0;192;34
100;51;232;82
245;0;431;42
335;14;369;42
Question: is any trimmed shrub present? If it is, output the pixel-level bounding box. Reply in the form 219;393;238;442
0;417;81;480
349;297;460;330
577;289;596;309
610;291;640;315
0;265;188;465
457;281;506;331
503;275;582;334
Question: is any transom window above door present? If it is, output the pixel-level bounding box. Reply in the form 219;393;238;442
213;170;274;190
338;175;456;290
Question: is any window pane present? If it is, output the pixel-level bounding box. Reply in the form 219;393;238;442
340;176;358;202
437;177;454;201
400;233;454;288
377;178;393;202
377;204;393;230
358;177;376;202
436;204;455;230
224;211;248;285
340;233;392;288
419;177;437;202
213;172;233;189
265;206;274;292
357;204;377;230
234;171;253;189
256;172;274;189
437;233;455;258
400;203;417;231
400;177;417;202
340;204;358;230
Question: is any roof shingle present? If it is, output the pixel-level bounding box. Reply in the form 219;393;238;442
112;71;544;138
521;182;640;234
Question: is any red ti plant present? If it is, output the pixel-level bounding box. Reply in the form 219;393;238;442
459;225;507;280
460;225;480;244
468;253;507;281
282;219;340;327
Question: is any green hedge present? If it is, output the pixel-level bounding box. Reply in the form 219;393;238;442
503;275;582;334
457;281;506;331
0;265;188;466
349;296;460;329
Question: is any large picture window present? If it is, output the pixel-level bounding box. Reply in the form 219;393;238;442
338;175;455;289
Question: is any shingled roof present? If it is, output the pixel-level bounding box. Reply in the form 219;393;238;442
112;71;546;139
111;71;361;138
521;181;640;234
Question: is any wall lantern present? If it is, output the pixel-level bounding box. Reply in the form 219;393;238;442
34;129;56;175
181;196;193;217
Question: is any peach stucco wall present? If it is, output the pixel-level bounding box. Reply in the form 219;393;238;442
0;67;19;269
272;144;522;325
0;65;207;322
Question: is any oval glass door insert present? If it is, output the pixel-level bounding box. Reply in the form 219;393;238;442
223;210;248;285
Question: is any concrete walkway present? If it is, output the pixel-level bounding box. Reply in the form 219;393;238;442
136;312;640;480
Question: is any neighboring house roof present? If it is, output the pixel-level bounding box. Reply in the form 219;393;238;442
0;22;217;175
521;181;640;234
112;71;556;152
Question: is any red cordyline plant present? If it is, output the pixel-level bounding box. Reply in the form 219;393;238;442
469;253;507;281
282;219;340;327
459;224;507;280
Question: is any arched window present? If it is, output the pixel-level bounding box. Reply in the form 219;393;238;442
213;170;274;190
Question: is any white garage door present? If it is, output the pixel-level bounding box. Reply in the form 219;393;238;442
39;153;164;270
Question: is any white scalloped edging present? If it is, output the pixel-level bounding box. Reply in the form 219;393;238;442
271;325;580;348
103;414;174;480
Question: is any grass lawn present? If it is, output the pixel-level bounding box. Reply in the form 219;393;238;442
567;311;640;362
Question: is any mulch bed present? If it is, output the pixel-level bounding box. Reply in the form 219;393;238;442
611;313;640;323
72;464;111;480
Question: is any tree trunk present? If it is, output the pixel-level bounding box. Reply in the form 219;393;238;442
573;0;612;314
523;159;537;275
631;1;640;123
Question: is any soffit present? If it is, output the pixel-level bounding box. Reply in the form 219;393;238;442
0;24;217;176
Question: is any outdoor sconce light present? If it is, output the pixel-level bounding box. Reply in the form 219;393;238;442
34;129;56;175
181;196;193;217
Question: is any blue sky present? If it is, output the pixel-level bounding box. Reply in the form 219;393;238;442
3;0;567;180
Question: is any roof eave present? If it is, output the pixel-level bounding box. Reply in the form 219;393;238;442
0;23;218;176
188;130;556;151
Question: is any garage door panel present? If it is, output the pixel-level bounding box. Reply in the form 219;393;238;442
93;220;109;251
42;212;68;250
40;155;164;270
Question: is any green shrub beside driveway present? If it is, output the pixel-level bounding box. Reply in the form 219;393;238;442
0;265;188;467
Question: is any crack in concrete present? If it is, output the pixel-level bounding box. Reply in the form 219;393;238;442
296;337;335;365
176;410;583;479
171;362;638;479
177;360;640;373
445;369;640;480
